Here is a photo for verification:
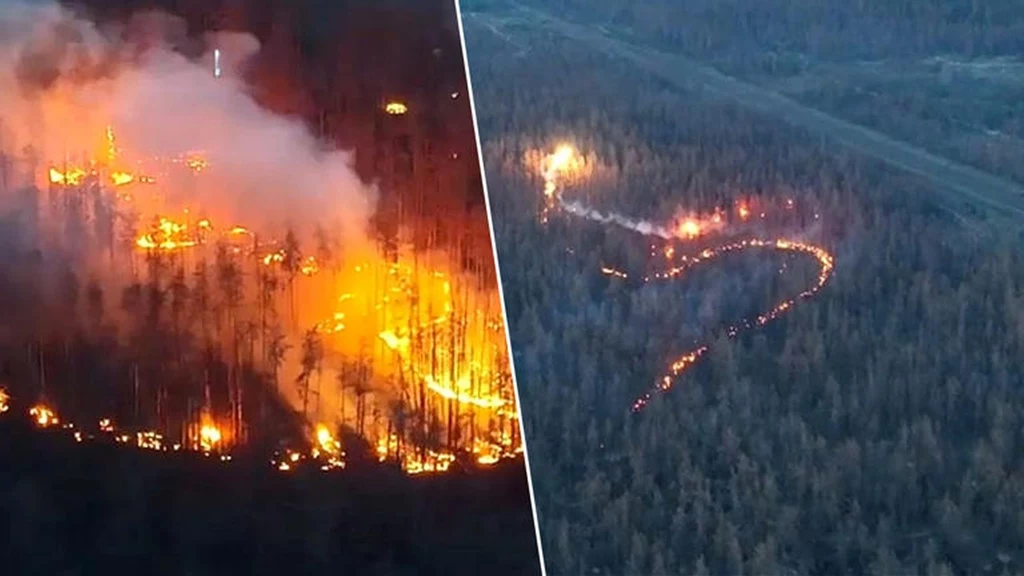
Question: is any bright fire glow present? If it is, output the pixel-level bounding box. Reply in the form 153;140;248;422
314;254;521;471
136;216;199;251
384;101;408;115
0;389;8;414
535;143;591;223
49;167;88;186
4;119;521;477
110;172;135;186
534;144;836;414
30;404;58;428
678;219;700;238
299;256;319;276
199;423;222;452
631;237;834;411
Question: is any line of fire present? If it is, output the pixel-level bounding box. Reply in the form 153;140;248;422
0;0;521;477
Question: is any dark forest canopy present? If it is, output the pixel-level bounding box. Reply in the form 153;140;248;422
465;4;1024;575
477;0;1024;60
465;0;1024;186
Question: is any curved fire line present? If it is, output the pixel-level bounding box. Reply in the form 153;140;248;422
535;144;835;413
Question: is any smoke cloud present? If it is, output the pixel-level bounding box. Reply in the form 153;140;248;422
0;0;376;240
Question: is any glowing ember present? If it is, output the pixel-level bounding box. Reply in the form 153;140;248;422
136;216;199;251
186;156;208;173
110;172;135;186
313;423;346;470
678;219;701;238
600;266;628;279
378;330;408;352
136;431;164;451
299;256;319;276
29;404;58;428
315;312;346;334
375;434;455;475
199;423;222;452
424;375;506;409
262;250;285;265
384;101;409;115
0;389;8;414
49;166;88;186
99;418;114;432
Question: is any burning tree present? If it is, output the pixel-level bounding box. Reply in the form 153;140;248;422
0;2;520;473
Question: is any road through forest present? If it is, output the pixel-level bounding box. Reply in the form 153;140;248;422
467;3;1024;223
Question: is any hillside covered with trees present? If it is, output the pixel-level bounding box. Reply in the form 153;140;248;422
465;4;1024;574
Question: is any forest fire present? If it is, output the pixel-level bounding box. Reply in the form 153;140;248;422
136;216;199;251
30;405;59;428
535;143;836;413
0;3;521;478
314;254;521;472
49;167;89;186
677;219;701;238
384;101;409;115
199;423;222;452
600;266;628;279
535;143;590;222
0;123;519;475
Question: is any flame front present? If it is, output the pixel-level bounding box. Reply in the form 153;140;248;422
30;404;59;428
384;101;409;115
3;114;520;475
533;143;836;413
199;422;222;452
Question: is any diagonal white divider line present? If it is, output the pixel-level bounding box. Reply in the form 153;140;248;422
451;1;549;574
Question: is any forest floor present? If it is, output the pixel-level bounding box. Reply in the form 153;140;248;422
465;2;1024;226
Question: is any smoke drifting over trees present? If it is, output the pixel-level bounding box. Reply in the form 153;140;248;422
0;0;375;238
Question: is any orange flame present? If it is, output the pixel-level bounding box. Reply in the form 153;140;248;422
136;216;200;251
110;172;135;186
29;404;58;428
384;101;408;115
199;423;222;452
49;167;88;186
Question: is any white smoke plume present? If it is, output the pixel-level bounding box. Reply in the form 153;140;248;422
0;0;376;240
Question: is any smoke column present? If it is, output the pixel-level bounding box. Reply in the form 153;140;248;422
0;0;376;239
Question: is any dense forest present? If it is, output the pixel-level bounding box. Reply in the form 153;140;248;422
464;0;1024;186
465;3;1024;574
